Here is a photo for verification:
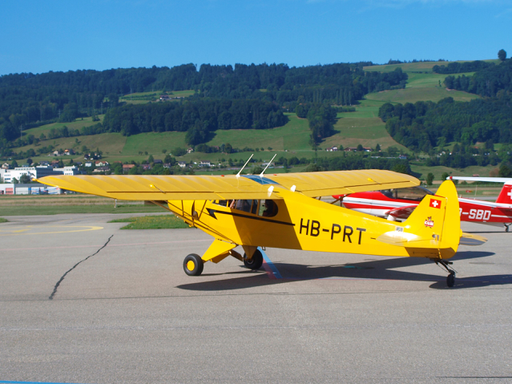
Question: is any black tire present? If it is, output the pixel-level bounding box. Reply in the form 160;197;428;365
183;254;204;276
447;273;455;288
243;249;263;270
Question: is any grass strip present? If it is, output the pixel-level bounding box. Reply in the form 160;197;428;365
109;214;190;229
0;204;164;216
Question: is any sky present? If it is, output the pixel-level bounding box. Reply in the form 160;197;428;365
0;0;511;76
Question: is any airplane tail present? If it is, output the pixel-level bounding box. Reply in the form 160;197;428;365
496;183;512;204
378;180;461;259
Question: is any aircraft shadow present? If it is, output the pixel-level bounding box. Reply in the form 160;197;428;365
177;251;512;291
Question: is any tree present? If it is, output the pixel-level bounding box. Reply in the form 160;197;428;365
426;173;434;186
499;162;512;177
19;173;32;183
172;147;187;156
498;49;507;61
111;162;123;175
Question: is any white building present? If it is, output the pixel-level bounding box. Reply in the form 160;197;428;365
2;165;79;183
0;183;60;195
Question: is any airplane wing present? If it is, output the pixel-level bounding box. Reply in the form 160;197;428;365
37;169;419;201
448;176;512;183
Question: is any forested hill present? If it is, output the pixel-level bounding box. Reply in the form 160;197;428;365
443;58;512;97
379;57;512;168
0;62;407;140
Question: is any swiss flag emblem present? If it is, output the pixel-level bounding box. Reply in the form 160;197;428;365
429;199;441;209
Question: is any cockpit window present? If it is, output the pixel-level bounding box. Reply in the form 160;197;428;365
381;186;433;201
223;199;258;214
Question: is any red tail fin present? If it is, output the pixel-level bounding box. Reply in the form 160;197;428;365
496;184;512;204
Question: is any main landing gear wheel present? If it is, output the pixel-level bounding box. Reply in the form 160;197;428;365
243;249;263;270
183;253;204;276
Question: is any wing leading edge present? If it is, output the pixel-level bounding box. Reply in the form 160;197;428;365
37;169;420;201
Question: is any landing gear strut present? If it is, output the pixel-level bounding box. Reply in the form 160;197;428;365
435;259;456;287
505;223;510;232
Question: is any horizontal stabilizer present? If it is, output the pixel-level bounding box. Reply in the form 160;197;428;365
460;232;487;246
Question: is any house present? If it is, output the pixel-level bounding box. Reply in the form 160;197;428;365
326;146;338;152
93;166;110;174
53;166;79;175
178;161;187;168
84;153;102;160
200;161;212;167
123;164;136;173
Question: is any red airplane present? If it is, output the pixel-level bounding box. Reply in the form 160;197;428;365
334;177;512;232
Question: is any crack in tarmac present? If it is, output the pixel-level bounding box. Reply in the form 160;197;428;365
48;234;114;300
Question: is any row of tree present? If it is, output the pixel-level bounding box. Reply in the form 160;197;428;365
433;60;494;74
0;63;408;144
444;58;512;97
379;95;512;153
102;99;288;142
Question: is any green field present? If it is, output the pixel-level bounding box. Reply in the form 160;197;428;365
25;115;104;136
120;90;195;104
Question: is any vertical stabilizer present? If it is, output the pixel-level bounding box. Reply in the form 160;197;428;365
403;180;461;259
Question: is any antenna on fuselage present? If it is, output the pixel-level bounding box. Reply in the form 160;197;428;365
259;154;277;177
236;154;254;178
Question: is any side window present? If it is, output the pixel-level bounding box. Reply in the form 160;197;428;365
234;199;256;213
260;199;278;217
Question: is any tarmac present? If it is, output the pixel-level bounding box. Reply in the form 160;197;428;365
1;213;511;383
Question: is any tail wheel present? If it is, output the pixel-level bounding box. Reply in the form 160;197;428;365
183;253;204;276
243;249;263;270
447;272;455;288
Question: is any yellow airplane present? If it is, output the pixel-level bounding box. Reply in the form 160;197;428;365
38;169;479;287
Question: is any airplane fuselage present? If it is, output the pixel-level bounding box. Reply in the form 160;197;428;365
167;187;456;260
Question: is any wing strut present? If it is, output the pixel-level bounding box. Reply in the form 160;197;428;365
259;154;277;177
236;154;254;178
